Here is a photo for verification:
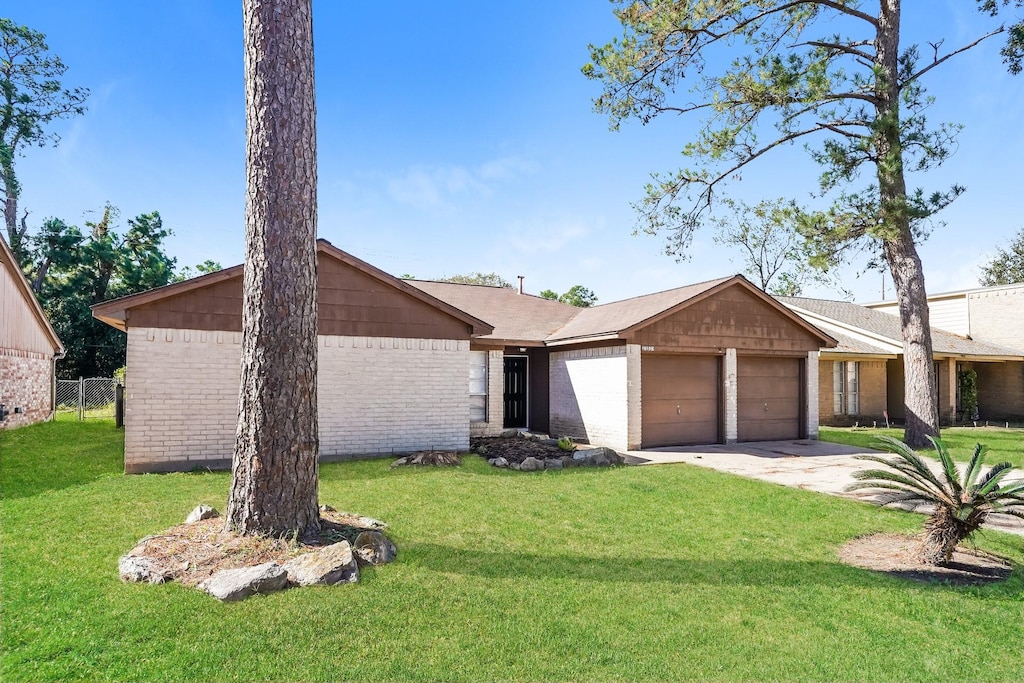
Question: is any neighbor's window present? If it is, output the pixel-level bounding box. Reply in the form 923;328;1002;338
833;361;860;415
469;351;488;422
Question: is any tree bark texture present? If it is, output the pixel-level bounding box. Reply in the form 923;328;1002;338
226;0;320;537
875;0;939;448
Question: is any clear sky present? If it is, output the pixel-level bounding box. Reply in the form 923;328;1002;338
5;1;1023;304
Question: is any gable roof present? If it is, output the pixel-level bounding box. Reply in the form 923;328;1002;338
778;296;1023;359
92;240;493;336
0;233;64;355
406;280;578;345
414;274;836;347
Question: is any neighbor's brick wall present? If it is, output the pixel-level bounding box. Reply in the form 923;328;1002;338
0;349;52;429
470;349;504;438
549;345;628;451
968;288;1024;353
974;361;1024;421
124;327;470;472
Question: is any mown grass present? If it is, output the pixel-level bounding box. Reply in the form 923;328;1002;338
2;420;1023;682
821;425;1024;469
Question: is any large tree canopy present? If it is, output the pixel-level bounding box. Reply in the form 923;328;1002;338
1;19;89;260
19;204;176;378
979;226;1024;286
585;0;1021;446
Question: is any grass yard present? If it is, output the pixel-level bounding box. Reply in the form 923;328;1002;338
821;425;1024;469
2;421;1023;682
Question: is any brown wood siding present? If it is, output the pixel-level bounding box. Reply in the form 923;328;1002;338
641;354;721;447
630;287;822;353
127;255;472;339
737;356;802;441
0;259;54;355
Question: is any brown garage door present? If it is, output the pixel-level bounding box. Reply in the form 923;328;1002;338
737;356;802;441
641;354;721;448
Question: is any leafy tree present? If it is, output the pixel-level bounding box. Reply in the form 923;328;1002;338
0;19;89;261
847;435;1024;565
438;271;514;288
172;259;223;282
21;204;176;378
541;285;599;307
226;0;321;538
712;197;849;297
584;1;1021;447
979;227;1024;286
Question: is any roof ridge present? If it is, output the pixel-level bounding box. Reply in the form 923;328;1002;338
589;275;735;309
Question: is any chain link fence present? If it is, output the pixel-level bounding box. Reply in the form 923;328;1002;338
55;378;118;421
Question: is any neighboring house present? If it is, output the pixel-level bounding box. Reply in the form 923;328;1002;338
0;234;65;429
778;296;1024;426
865;283;1024;354
93;240;836;473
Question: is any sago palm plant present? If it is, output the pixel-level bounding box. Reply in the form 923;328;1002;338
846;435;1024;566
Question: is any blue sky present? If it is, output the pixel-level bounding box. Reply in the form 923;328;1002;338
6;1;1023;304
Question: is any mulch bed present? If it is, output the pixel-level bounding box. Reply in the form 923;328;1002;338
470;436;570;464
123;509;384;587
838;533;1013;586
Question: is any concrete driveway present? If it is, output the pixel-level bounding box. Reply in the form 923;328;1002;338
625;440;1024;537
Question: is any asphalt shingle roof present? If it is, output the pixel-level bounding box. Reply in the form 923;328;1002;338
778;296;1022;357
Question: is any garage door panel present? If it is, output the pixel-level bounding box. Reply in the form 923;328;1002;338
737;357;802;441
641;354;721;447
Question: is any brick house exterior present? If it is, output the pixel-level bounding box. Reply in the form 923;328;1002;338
96;250;837;472
0;235;64;429
780;296;1024;426
93;241;491;473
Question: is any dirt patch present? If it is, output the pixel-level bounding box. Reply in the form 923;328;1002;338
838;533;1013;586
471;436;569;464
124;509;385;587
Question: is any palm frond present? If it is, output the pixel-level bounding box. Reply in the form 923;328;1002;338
963;443;987;490
927;435;962;498
976;463;1015;496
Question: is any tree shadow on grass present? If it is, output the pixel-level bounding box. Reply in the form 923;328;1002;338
401;542;1023;594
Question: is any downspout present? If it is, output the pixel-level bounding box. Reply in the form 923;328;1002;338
50;349;66;422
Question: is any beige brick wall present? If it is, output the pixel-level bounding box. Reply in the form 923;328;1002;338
968;289;1024;353
549;345;628;451
125;327;470;472
974;361;1024;421
470;349;504;437
0;349;52;429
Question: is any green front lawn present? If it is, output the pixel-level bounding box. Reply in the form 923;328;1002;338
821;426;1024;469
2;420;1022;682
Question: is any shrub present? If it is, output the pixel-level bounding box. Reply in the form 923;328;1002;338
846;435;1024;565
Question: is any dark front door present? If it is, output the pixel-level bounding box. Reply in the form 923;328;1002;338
503;356;528;428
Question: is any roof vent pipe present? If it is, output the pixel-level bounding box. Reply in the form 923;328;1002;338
518;276;524;295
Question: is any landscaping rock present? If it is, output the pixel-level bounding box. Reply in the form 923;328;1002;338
561;455;576;468
511;462;522;471
500;429;520;438
353;531;398;566
544;458;563;470
539;438;561;447
573;449;596;462
118;555;168;584
488;456;509;468
520;456;545;472
283;542;359;586
201;562;288;601
592;450;612;467
184;504;219;524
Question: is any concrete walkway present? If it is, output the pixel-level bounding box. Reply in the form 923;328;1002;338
625;440;1024;537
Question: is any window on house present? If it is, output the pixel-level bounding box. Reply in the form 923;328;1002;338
469;351;488;422
833;361;860;415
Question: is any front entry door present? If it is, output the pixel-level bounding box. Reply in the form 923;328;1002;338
503;356;528;428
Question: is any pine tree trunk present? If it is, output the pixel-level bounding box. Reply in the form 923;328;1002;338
875;0;939;448
226;0;321;538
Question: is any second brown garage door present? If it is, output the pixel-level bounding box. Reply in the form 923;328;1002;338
737;356;802;441
641;354;721;448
